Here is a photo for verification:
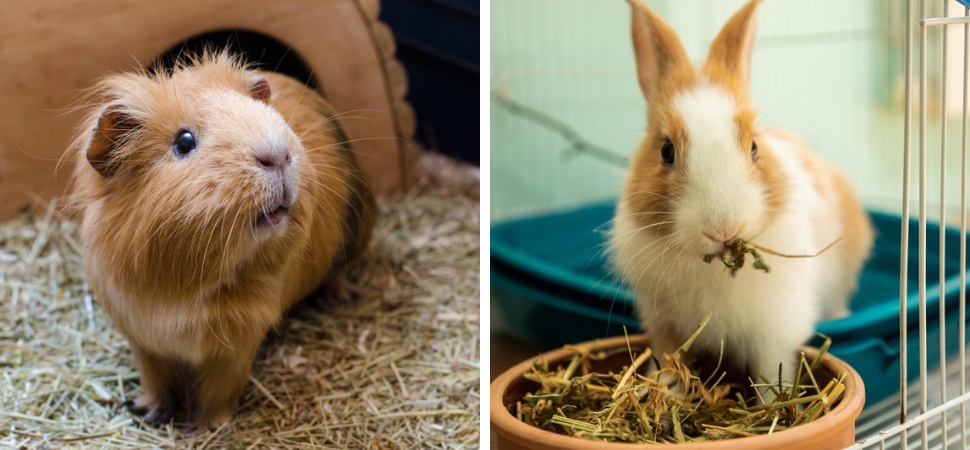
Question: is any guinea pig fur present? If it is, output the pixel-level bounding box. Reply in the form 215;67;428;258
68;52;376;430
610;0;873;394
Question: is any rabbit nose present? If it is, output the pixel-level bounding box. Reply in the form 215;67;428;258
705;227;740;244
255;146;291;171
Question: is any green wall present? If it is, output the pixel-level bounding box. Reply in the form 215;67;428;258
490;0;941;223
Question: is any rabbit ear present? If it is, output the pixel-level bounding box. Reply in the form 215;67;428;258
705;0;762;87
629;0;691;99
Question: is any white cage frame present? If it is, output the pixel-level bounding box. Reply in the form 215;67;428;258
850;1;969;449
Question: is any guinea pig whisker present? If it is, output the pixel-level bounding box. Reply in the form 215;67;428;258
249;213;259;241
297;123;346;142
314;190;341;225
323;108;392;119
200;207;231;282
302;136;406;155
311;163;378;202
219;207;246;278
140;201;193;249
317;108;390;126
309;161;369;187
294;109;390;140
296;111;383;137
304;178;362;233
286;77;315;122
311;164;365;194
204;311;236;351
315;114;379;127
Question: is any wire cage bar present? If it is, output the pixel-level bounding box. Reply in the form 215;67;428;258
850;1;970;449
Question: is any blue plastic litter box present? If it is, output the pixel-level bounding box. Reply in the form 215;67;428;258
491;201;970;404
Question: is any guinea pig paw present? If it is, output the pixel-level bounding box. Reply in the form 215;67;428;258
328;283;362;306
314;283;362;309
185;414;232;435
142;407;174;426
337;285;362;304
120;398;152;416
121;397;173;426
117;399;136;412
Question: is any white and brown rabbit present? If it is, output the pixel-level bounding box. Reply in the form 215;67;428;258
610;0;873;389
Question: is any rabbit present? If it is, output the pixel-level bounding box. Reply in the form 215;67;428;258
609;0;873;392
68;51;376;431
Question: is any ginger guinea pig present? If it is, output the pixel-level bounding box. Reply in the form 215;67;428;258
69;52;376;430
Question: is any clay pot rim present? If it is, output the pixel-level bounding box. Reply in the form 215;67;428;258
490;334;866;449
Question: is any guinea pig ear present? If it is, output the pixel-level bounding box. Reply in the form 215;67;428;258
250;77;272;103
86;104;136;178
705;0;762;88
629;0;691;100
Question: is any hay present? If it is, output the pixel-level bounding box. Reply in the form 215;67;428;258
515;318;845;444
0;154;480;448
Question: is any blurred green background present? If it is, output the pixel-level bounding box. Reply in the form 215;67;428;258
491;0;970;224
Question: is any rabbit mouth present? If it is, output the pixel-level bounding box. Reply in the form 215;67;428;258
711;242;733;257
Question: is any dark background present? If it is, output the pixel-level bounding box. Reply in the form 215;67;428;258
155;1;481;167
380;0;480;166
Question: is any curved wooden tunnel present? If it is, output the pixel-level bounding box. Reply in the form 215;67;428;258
0;0;419;220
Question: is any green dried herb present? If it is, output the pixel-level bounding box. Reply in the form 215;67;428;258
516;320;844;444
704;239;771;277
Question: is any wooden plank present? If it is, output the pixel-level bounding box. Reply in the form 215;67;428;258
0;0;416;220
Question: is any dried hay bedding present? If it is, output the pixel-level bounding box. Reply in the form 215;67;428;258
0;155;481;448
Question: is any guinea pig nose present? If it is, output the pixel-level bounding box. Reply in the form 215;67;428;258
255;147;291;171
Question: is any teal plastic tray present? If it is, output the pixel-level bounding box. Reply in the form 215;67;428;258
491;201;970;403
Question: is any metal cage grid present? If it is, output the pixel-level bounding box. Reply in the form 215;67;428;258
851;1;969;449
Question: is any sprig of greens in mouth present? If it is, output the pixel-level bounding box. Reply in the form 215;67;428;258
703;239;771;277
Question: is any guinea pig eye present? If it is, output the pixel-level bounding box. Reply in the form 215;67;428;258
174;130;196;156
751;141;758;162
660;140;675;166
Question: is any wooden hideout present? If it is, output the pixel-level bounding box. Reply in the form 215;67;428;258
0;0;420;221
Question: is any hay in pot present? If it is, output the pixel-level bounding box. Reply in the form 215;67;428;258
0;153;480;448
515;315;845;444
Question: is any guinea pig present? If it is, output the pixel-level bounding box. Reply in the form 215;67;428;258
68;52;376;430
609;0;873;392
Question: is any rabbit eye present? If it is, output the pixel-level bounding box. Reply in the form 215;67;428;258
751;141;758;162
174;130;197;156
661;140;675;166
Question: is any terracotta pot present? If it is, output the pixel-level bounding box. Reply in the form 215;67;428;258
490;335;865;450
